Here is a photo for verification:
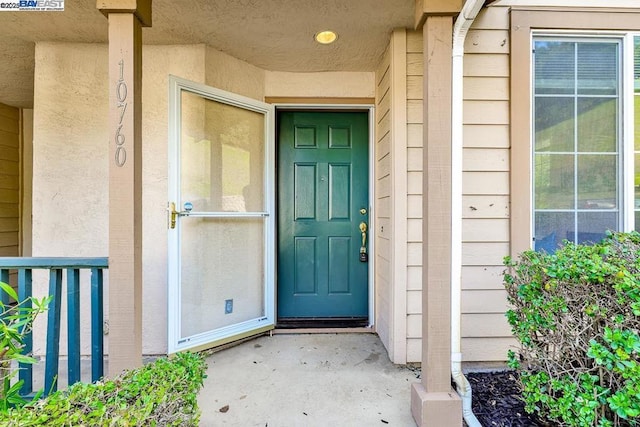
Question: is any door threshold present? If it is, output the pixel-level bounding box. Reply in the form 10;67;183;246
272;326;375;335
277;317;369;329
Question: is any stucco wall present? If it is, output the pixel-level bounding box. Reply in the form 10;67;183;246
32;42;109;356
265;71;375;98
31;41;377;356
31;42;268;356
206;47;265;100
140;45;207;355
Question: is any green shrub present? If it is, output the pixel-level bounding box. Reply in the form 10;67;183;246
0;352;207;426
0;281;50;411
505;231;640;427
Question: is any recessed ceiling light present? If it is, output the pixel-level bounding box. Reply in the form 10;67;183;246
314;30;338;45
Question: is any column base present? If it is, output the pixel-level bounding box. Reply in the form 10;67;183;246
411;383;462;427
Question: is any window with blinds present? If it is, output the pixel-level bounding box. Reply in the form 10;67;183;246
532;38;621;252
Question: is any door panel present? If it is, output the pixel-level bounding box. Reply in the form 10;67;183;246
278;111;369;320
329;164;351;219
168;77;274;353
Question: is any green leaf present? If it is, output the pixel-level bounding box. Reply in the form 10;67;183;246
11;354;36;365
0;281;18;302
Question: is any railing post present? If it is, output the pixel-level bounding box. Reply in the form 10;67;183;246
18;269;33;396
67;268;81;386
44;269;62;395
91;267;104;381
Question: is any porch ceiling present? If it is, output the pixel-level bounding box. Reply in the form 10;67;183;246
0;0;414;108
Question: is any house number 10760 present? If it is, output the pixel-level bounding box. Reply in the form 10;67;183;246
115;59;128;167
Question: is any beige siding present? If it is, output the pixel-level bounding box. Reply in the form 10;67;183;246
407;289;421;314
407;242;421;266
464;54;509;77
462;195;509;219
407;123;422;147
463;77;508;101
462;337;516;362
407;265;421;291
407;194;422;218
407;53;423;76
461;266;505;290
407;337;421;362
398;7;514;363
368;29;425;363
463;124;509;148
406;76;422;100
462;218;509;242
464;30;509;54
471;5;510;29
460;5;512;362
405;30;423;363
462;290;510;313
463;148;509;172
406;100;423;124
407;171;422;194
462;313;511;338
463;172;509;195
0;103;19;259
374;29;409;364
375;43;393;359
464;100;509;124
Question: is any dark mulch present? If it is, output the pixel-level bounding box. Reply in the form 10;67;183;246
466;371;558;427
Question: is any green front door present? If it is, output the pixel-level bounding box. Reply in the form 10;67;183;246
277;111;369;320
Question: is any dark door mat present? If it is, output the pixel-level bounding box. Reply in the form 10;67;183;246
277;317;368;328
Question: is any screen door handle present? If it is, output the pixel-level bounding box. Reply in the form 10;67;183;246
168;201;194;229
169;202;178;229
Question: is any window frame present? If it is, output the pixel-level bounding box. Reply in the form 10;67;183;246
532;34;624;250
510;8;640;257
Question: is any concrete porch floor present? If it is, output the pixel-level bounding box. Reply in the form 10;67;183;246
197;333;418;426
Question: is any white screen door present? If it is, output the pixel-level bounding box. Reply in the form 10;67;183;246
167;76;275;353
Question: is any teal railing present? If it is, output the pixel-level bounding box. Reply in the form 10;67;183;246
0;257;108;397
